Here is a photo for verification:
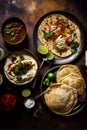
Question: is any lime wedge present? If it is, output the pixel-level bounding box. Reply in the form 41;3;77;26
46;51;54;60
22;89;31;97
37;45;48;55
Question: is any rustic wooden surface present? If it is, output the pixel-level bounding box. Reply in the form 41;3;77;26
0;0;87;129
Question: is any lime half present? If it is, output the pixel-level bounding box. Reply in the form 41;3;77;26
46;51;54;60
22;89;31;97
37;45;48;55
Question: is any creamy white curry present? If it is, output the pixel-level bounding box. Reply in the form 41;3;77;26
4;52;38;85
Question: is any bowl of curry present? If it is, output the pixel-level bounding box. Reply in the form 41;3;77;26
1;17;27;45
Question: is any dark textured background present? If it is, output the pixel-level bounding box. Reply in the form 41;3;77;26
0;0;87;129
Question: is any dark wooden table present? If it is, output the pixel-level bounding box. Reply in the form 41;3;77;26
0;0;87;129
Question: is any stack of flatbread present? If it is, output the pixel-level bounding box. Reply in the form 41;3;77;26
44;64;86;115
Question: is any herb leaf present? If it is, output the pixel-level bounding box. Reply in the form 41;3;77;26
18;62;24;69
71;41;79;49
44;32;52;40
19;55;24;60
70;29;74;34
33;108;42;118
14;66;19;75
14;62;24;75
71;41;79;54
16;75;22;81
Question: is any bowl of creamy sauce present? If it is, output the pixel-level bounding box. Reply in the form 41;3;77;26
4;49;38;85
24;98;35;109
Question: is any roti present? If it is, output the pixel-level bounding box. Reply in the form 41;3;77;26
58;73;86;97
38;14;80;57
56;64;86;99
56;64;81;81
44;83;78;115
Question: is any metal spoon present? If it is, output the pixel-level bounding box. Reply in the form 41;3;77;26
32;58;47;89
34;89;47;100
24;89;47;109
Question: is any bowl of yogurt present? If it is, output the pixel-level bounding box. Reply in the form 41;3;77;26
4;49;38;85
24;98;35;110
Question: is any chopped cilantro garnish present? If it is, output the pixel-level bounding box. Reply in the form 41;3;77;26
70;29;74;34
16;75;22;81
14;66;19;75
44;32;52;40
71;41;79;49
14;62;25;75
72;48;78;54
19;55;24;60
33;108;42;118
18;62;25;69
6;23;12;29
71;41;79;54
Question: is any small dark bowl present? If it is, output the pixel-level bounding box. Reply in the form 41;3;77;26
1;17;27;45
0;88;18;111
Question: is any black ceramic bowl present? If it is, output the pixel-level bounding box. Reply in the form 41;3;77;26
1;17;27;45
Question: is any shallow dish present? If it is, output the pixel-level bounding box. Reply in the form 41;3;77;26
41;66;86;116
4;49;38;85
1;17;27;45
33;11;85;64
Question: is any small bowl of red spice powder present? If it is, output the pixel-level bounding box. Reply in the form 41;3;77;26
0;88;17;111
1;17;27;45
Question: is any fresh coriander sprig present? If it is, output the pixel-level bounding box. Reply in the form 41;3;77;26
33;107;42;118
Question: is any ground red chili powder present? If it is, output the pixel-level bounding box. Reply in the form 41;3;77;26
0;92;17;111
